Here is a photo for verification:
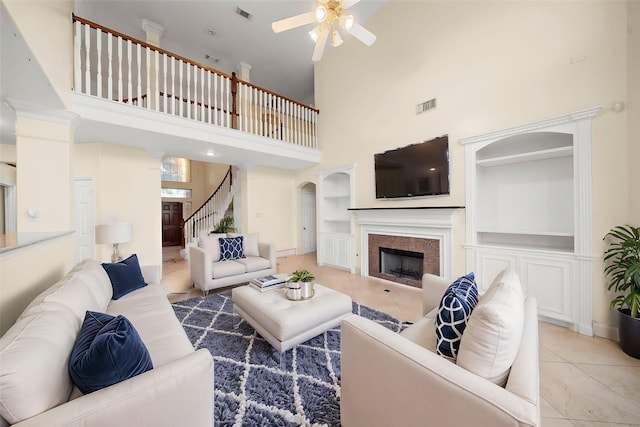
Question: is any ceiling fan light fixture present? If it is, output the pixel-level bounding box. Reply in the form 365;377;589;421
315;5;327;22
331;29;343;47
309;26;321;42
344;14;354;30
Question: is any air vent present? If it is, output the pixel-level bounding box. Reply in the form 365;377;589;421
416;98;437;114
235;7;251;19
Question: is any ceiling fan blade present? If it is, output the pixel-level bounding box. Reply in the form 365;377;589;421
312;29;329;62
347;22;376;46
272;11;316;33
343;0;361;9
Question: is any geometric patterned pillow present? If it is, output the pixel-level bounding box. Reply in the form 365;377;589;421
218;236;245;261
435;272;479;361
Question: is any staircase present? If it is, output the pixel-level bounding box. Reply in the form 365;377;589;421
182;165;236;259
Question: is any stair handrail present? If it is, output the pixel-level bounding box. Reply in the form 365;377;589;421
184;166;233;224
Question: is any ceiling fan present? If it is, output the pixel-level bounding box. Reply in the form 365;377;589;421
272;0;376;62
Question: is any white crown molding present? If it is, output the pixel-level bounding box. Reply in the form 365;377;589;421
459;106;601;145
2;98;81;128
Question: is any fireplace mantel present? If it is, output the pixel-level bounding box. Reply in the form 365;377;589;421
354;208;462;281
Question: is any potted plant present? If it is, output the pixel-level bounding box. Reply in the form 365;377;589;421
287;269;316;300
210;215;236;234
603;224;640;359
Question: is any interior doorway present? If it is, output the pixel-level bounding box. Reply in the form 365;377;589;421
300;183;317;254
162;202;183;247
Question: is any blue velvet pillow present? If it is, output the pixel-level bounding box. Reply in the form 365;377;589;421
68;311;153;394
218;236;245;261
102;254;147;299
435;273;479;361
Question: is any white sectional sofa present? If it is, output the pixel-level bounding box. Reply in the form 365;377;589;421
189;232;276;295
0;259;213;427
340;269;540;427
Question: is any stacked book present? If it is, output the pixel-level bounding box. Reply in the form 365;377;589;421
249;275;287;292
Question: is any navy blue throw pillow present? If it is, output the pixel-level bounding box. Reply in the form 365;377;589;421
218;236;245;261
435;273;479;361
102;254;147;299
68;311;153;394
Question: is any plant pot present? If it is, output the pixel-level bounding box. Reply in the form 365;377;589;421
299;281;315;299
618;309;640;359
286;281;314;301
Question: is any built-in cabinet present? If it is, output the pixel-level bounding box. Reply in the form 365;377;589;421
318;165;355;272
461;107;600;336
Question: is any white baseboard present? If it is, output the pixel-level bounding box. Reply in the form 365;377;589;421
593;322;619;341
276;248;297;258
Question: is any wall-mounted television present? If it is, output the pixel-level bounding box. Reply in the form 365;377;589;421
374;135;450;199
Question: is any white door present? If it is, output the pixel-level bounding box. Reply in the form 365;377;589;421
75;178;95;262
301;191;316;254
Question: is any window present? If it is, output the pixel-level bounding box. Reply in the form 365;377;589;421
161;188;192;198
161;157;191;182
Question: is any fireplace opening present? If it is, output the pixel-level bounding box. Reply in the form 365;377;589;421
379;247;424;281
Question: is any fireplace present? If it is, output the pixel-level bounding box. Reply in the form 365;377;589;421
354;207;460;287
368;233;440;288
379;247;424;281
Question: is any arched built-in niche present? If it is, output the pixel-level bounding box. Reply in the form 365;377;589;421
317;165;355;272
461;107;600;336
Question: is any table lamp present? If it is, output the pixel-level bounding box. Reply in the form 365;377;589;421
95;223;133;262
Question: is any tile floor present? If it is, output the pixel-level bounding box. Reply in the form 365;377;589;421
162;247;640;426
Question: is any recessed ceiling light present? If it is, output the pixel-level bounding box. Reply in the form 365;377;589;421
206;151;215;157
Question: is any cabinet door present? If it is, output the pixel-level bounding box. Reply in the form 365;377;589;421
473;250;518;292
318;235;335;266
335;236;351;269
520;256;574;323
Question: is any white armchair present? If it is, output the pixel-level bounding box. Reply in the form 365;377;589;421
340;270;540;427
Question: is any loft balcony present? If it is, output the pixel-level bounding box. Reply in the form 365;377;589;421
71;15;320;169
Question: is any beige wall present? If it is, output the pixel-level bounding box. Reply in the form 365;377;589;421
629;1;640;222
3;0;73;108
16;117;73;232
295;0;632;330
0;236;75;335
241;166;296;253
74;143;162;266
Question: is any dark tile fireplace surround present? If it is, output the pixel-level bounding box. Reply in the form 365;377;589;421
368;234;440;288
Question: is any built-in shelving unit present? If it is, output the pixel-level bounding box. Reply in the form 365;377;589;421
318;165;355;272
461;107;600;336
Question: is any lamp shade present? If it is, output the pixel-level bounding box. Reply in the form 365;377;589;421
95;223;133;245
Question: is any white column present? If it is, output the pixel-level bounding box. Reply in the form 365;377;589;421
142;19;164;110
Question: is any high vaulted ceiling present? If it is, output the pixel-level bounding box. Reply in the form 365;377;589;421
74;0;387;106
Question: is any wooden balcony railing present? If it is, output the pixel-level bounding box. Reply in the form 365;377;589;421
72;14;319;149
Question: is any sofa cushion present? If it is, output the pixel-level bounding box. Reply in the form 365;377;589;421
20;272;104;324
228;232;260;257
457;269;524;387
435;273;479;361
400;316;437;352
68;311;153;394
212;260;246;278
235;256;271;273
72;259;114;307
106;283;195;367
0;309;79;424
219;236;245;261
102;254;148;300
199;233;226;262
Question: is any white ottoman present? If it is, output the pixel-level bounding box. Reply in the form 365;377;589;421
232;283;353;352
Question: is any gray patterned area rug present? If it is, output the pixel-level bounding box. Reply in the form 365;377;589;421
171;291;406;427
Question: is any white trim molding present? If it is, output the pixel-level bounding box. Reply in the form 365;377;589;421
354;208;460;281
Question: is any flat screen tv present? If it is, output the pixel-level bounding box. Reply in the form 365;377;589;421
375;135;450;199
